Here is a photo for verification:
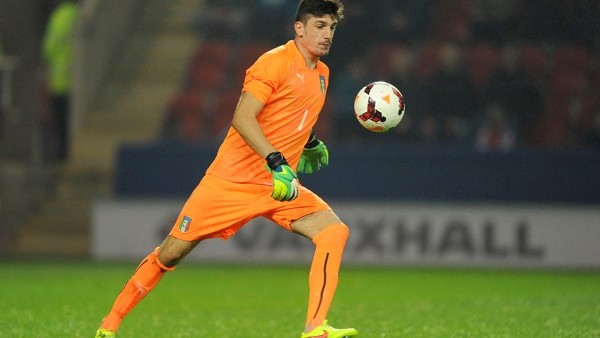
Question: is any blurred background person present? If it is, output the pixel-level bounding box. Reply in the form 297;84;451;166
474;102;517;152
482;44;541;145
42;0;79;163
428;42;480;145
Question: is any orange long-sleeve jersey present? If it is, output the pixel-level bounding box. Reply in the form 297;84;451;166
206;40;330;185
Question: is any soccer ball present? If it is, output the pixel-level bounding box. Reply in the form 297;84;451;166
354;81;405;132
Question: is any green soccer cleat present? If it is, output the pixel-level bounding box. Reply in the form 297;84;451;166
94;328;116;338
300;320;358;338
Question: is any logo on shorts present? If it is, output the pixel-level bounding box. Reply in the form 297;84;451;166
179;216;192;232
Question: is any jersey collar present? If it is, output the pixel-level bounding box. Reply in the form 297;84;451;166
287;40;318;71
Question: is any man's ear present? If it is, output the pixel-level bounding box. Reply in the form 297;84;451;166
294;21;304;37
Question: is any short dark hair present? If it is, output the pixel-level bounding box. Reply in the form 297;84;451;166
294;0;344;24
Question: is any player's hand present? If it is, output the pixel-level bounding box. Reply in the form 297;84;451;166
270;164;299;201
297;139;329;174
266;152;299;201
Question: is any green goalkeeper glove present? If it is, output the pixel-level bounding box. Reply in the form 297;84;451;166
297;133;329;174
266;152;299;201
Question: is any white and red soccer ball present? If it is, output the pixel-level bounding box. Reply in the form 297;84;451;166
354;81;405;132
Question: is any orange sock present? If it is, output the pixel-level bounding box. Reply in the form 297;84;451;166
100;247;174;331
305;223;349;331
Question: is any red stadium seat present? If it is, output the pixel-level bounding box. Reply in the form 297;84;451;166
193;42;231;66
211;90;240;134
466;44;500;85
166;89;207;141
371;43;401;77
415;43;441;81
189;61;228;89
228;42;272;85
552;46;592;74
550;70;587;96
520;45;547;82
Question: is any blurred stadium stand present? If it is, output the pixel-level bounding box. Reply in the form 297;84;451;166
159;1;600;148
0;0;198;256
0;0;599;258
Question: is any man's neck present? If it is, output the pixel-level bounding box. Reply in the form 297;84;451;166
293;39;319;69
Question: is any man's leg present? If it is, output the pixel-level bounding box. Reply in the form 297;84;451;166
98;236;198;332
291;210;350;333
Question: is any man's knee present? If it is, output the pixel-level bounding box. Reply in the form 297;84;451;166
157;249;182;268
157;236;197;267
291;210;342;239
312;222;349;246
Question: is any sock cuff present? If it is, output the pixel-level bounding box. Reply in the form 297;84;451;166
312;222;349;245
152;247;176;271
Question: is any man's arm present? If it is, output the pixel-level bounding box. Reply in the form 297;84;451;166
231;92;277;158
231;91;298;201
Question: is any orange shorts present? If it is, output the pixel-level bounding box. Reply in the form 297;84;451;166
169;173;331;241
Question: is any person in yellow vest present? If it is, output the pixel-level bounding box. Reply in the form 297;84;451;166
0;36;4;138
42;0;79;162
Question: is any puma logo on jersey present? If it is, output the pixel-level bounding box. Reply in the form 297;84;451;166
296;72;305;83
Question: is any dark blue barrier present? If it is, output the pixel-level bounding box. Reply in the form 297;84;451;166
115;142;600;204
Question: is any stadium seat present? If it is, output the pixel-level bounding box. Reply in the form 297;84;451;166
211;90;240;134
520;45;547;82
415;43;441;81
549;70;587;96
165;89;207;141
466;43;500;86
552;45;591;74
371;43;402;78
532;113;568;146
430;0;470;42
232;42;272;81
189;61;228;89
193;42;231;66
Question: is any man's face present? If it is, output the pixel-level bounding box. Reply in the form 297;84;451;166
296;15;338;57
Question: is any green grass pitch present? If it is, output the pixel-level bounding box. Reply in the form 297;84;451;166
1;261;599;337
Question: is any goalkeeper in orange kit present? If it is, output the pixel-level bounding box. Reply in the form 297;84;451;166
95;0;358;337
